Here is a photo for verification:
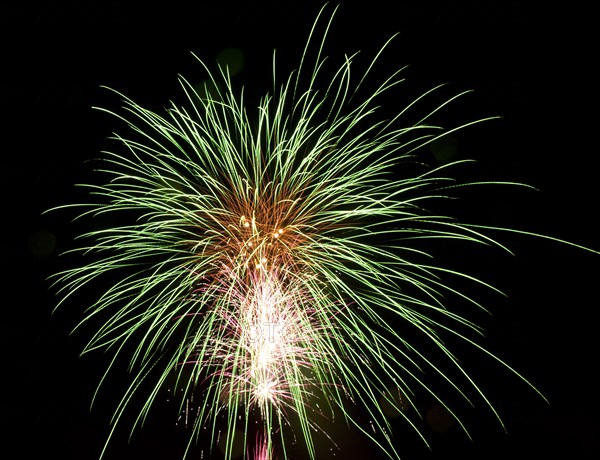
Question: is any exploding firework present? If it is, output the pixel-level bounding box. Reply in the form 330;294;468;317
48;4;596;460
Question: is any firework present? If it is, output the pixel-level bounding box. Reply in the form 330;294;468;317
48;4;596;460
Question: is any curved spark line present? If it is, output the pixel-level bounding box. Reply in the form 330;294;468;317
47;4;598;460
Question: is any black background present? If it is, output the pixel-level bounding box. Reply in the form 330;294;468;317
2;1;598;459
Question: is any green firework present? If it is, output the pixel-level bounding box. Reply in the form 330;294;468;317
48;4;597;460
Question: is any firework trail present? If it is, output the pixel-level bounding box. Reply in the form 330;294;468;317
49;4;596;460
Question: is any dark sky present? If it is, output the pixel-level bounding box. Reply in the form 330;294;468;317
2;1;598;459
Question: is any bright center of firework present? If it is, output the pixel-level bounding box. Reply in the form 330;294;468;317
207;206;312;417
243;277;289;410
255;377;278;404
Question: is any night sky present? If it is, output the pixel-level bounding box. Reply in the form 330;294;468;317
3;1;598;459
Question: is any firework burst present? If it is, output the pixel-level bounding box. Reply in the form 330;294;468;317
49;4;596;460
